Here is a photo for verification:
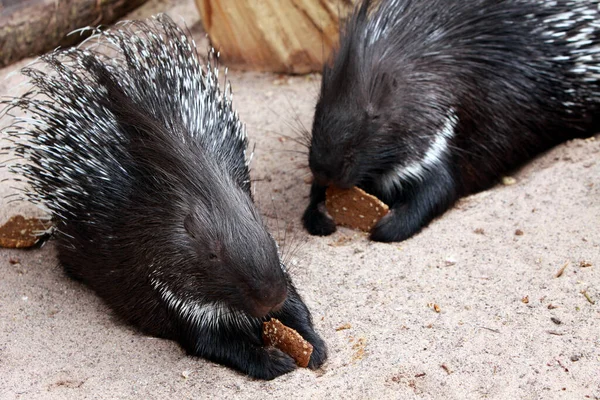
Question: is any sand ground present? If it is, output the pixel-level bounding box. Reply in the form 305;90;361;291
0;1;598;399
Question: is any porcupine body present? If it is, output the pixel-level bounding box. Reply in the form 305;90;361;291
303;0;600;242
2;14;325;380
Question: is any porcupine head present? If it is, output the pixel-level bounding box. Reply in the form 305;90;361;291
309;0;455;197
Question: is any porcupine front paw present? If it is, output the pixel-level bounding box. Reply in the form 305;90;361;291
302;181;336;236
270;313;327;370
271;288;328;370
305;329;327;369
302;203;336;236
370;169;458;242
370;208;420;242
246;347;298;380
190;334;298;380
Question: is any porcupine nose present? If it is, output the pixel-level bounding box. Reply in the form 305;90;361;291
313;169;354;189
247;284;288;318
312;170;332;187
309;151;353;189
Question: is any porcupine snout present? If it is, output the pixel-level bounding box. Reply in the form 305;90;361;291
309;145;357;189
243;279;287;318
196;193;290;319
232;235;289;318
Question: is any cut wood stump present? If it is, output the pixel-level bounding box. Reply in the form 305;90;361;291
0;0;149;68
195;0;357;74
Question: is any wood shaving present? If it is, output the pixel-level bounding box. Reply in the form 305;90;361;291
351;337;366;362
335;323;352;331
555;262;569;278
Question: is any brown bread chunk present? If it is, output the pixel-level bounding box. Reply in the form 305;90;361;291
325;186;389;232
0;215;50;248
262;318;313;368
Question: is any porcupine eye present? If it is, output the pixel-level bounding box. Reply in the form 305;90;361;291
184;214;223;262
365;103;381;122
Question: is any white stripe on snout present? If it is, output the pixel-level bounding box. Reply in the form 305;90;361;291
378;110;458;192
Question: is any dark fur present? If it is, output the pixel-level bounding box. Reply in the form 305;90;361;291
3;15;325;380
304;0;599;242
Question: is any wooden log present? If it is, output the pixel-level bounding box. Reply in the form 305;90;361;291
195;0;357;74
0;0;149;68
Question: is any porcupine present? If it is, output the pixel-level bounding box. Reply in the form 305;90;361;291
303;0;600;242
1;14;326;380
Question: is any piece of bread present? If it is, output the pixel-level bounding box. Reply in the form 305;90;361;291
0;215;50;248
325;186;389;232
262;318;313;368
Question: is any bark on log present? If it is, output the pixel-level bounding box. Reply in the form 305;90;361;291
0;0;149;68
195;0;357;74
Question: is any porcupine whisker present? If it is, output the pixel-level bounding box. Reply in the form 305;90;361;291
268;194;283;247
281;129;310;145
265;104;312;148
281;227;308;272
259;125;311;149
275;149;310;156
297;170;313;181
273;167;313;187
280;221;290;263
268;163;311;182
279;222;306;274
282;95;312;140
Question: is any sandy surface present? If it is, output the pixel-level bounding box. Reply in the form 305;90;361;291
1;1;599;399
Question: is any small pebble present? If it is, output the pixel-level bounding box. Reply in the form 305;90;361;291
515;229;524;236
444;257;457;266
502;176;517;185
551;317;562;325
570;355;580;362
